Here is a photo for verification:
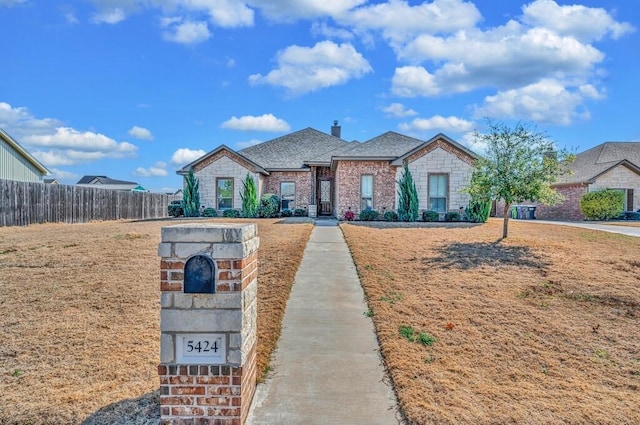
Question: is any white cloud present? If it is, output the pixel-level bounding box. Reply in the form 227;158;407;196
48;168;80;181
153;0;253;28
311;22;354;40
161;18;211;44
91;8;126;24
399;115;474;133
128;125;154;140
133;161;168;177
391;66;440;97
522;0;635;42
382;102;418;118
473;79;595;125
170;147;206;165
249;41;372;96
221;114;290;132
0;102;138;166
248;0;365;22
339;0;481;43
236;139;263;149
64;13;79;24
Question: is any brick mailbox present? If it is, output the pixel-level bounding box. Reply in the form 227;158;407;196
158;223;259;425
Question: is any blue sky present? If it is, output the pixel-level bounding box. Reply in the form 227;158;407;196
1;0;637;192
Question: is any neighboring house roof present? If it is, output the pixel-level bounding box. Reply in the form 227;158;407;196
0;127;50;176
556;142;640;184
239;128;351;170
44;179;59;184
76;175;141;190
77;175;139;186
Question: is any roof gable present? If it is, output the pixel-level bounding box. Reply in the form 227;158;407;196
557;142;640;184
0;127;50;176
177;145;268;175
390;133;478;166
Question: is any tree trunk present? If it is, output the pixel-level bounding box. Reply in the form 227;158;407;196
502;202;511;239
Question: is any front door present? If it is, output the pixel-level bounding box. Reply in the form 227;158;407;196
318;179;333;215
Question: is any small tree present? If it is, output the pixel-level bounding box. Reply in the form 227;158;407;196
241;173;259;218
397;163;419;222
182;168;201;217
467;120;573;238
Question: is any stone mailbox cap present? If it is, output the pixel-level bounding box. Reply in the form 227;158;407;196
161;223;257;243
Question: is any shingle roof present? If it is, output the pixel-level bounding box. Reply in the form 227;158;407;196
557;142;640;184
77;175;138;185
333;131;425;158
239;128;351;169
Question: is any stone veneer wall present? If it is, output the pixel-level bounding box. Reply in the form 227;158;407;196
158;223;259;425
335;160;397;217
589;165;640;211
192;152;260;211
263;171;311;211
400;145;474;212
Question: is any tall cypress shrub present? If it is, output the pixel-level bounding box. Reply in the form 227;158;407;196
182;168;201;217
397;163;419;222
241;172;259;218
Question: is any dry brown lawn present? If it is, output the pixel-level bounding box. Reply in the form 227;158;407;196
0;218;312;425
342;219;640;425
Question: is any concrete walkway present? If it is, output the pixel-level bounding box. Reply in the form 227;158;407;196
246;223;400;425
528;220;640;238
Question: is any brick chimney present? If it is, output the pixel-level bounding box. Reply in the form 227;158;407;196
331;120;341;138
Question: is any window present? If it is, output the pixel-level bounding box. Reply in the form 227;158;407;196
614;188;635;211
217;178;233;210
429;174;448;213
361;175;373;210
281;182;295;211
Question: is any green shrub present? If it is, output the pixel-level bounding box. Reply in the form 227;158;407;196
167;200;183;217
182;168;200;217
417;332;436;347
580;189;624;220
621;211;640;220
202;207;218;217
359;209;379;221
293;208;307;217
259;193;280;218
397;164;419;221
445;211;461;222
281;209;293;217
222;209;240;218
465;198;491;223
422;210;439;222
240;173;259;218
383;211;398;222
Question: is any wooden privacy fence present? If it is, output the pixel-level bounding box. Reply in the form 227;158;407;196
0;179;177;227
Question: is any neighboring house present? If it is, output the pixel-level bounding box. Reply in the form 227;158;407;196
77;175;146;191
44;179;60;184
0;127;50;182
177;122;478;218
533;142;640;220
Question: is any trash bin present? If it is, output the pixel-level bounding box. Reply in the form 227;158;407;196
527;206;536;219
510;205;518;219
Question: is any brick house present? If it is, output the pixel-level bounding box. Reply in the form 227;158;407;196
177;122;478;218
496;142;640;221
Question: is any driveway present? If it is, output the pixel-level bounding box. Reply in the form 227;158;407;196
527;220;640;238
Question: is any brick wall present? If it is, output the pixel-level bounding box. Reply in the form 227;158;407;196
401;145;474;212
263;171;311;211
494;184;589;221
158;224;259;424
193;152;260;211
335;160;396;217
